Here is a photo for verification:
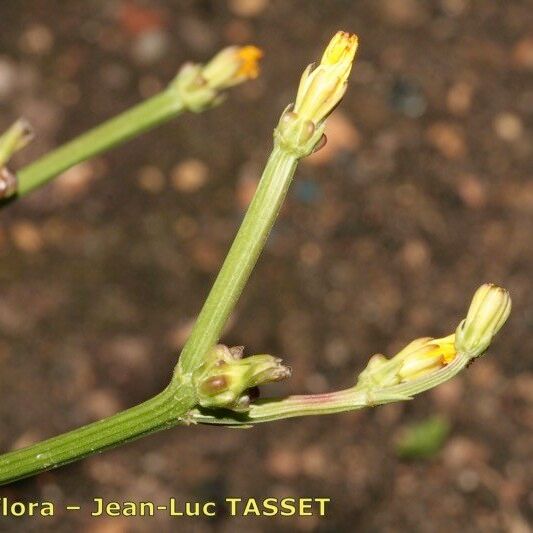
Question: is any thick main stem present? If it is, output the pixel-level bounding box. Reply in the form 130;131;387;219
0;384;194;485
16;90;185;196
0;142;301;484
177;146;298;375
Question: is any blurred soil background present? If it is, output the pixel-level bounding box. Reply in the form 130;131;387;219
0;0;531;531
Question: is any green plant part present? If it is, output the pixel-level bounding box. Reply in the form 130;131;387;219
193;345;291;411
0;30;359;485
0;119;34;199
0;119;34;167
191;283;511;425
0;33;512;486
1;45;262;201
455;283;512;356
395;416;451;460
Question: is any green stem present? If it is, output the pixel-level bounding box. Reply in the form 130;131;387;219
0;142;301;484
16;90;185;196
177;146;298;375
0;345;487;484
0;384;195;485
190;352;472;425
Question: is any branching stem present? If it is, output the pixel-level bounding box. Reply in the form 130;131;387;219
16;91;185;196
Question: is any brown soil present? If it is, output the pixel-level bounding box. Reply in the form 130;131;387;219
0;1;531;532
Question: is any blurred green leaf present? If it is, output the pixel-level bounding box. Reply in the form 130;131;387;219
395;416;450;460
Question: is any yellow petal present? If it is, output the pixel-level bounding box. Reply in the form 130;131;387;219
237;46;263;80
321;31;358;68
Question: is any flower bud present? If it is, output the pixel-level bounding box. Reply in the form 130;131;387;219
293;31;358;126
392;337;434;361
0;167;18;200
193;344;291;410
172;46;262;112
356;353;399;387
275;31;358;157
0;119;34;167
397;335;456;382
356;335;456;388
202;45;263;90
455;284;511;357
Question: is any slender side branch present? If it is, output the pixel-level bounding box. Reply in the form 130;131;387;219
2;44;262;201
191;284;511;426
176;147;298;375
189;352;476;425
177;31;358;376
16;91;184;196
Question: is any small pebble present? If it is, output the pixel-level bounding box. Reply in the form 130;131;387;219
456;174;487;209
53;161;95;200
493;112;523;142
131;30;169;65
173;215;198;239
400;239;431;270
171;159;208;193
299;242;322;266
443;437;489;468
236;163;259;208
457;469;480;492
512;37;533;70
83;389;122;419
447;81;474;114
440;0;468;17
426;122;466;159
19;24;54;55
228;0;269;18
137;165;165;194
266;449;301;479
137;75;163;98
324;338;350;367
380;0;427;27
11;221;44;253
0;59;17;100
178;17;215;52
301;447;327;478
